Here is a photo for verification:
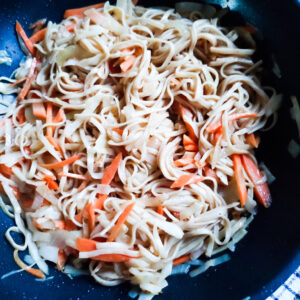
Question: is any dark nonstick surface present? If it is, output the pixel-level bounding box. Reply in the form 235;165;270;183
0;1;299;299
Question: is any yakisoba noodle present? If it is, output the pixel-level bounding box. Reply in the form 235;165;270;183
0;0;280;297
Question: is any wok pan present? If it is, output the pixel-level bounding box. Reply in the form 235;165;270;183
0;0;299;299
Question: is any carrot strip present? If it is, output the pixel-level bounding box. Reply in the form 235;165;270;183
16;21;35;55
76;238;97;252
65;24;75;33
32;102;46;119
107;202;135;242
171;174;204;189
13;250;45;279
174;152;196;167
17;108;26;124
63;3;104;18
0;164;13;177
64;219;78;231
92;253;134;262
206;112;258;133
53;108;65;123
84;203;96;232
112;128;124;136
43;174;59;190
29;28;47;44
241;154;271;208
46;102;53;137
55;220;65;230
157;205;164;216
246;133;260;148
101;152;122;185
94;194;108;211
46;136;63;155
39;154;81;169
9;77;26;88
178;104;198;142
173;254;191;266
74;210;83;223
232;154;247;206
183;134;198;151
18;58;37;102
120;55;136;73
204;166;218;181
56;250;68;270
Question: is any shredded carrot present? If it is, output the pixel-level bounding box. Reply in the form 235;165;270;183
46;136;63;155
53;108;65;123
120;55;136;73
246;133;260;148
84;203;96;232
0;164;13;177
232;154;247;206
16;108;26;124
32;102;46;119
107;202;135;242
241;154;271;208
43;174;59;190
29;19;46;33
63;3;104;18
29;28;47;44
112;128;124;136
16;21;35;55
74;210;83;223
76;238;97;252
174;157;195;167
173;254;191;266
157;205;164;216
39;154;81;169
101;152;122;185
57;250;68;270
203;166;218;181
13;250;45;279
206;112;258;133
94;194;108;211
178;104;198;142
46;102;53;137
54;220;65;229
64;219;78;231
214;128;222;145
9;77;26;88
183;134;198;151
78;181;88;193
18;58;37;102
65;24;75;33
171;174;204;189
92;253;134;262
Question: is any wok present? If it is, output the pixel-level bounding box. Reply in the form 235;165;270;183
0;0;299;299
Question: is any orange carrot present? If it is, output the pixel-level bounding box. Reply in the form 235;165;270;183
246;133;260;148
32;102;46;119
46;102;53;137
17;108;26;124
241;154;271;208
101;152;122;185
64;219;78;231
56;250;68;270
157;205;164;216
203;166;218;181
112;128;124;136
92;253;135;262
9;77;26;88
120;55;136;73
174;151;196;167
46;136;63;155
94;194;108;211
53;108;65;123
232;154;247;206
84;203;96;232
43;174;59;190
54;220;65;230
16;21;35;55
29;28;47;44
39;154;81;169
76;238;97;252
178;104;198;142
18;58;37;102
183;134;198;151
214;128;222;145
0;164;13;177
65;24;75;33
173;254;191;266
107;202;135;242
206;112;258;133
171;174;204;189
63;3;104;18
74;211;83;223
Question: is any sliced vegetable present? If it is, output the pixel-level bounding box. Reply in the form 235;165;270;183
32;102;47;119
157;205;164;216
63;3;104;18
171;174;204;188
107;202;135;242
43;174;59;191
183;134;198;151
29;28;47;44
53;108;64;123
16;21;35;55
39;154;82;169
173;254;191;266
18;58;37;101
76;238;97;252
120;55;136;73
232;154;247;206
56;250;67;270
178;104;198;142
94;194;108;211
92;253;134;262
101;152;122;185
46;102;53;137
206;112;258;133
246;133;260;148
241;154;271;208
0;164;13;177
17;108;26;124
46;136;63;155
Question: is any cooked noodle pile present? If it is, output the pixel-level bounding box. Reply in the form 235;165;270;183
0;0;279;297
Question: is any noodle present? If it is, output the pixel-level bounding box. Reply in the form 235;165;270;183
0;0;279;297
